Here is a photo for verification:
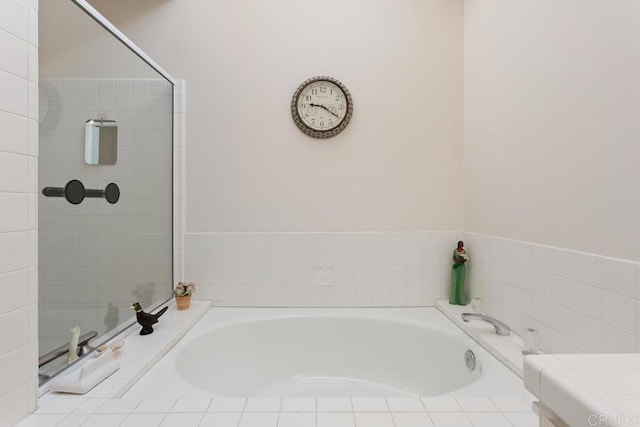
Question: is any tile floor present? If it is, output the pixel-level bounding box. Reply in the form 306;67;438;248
18;396;538;427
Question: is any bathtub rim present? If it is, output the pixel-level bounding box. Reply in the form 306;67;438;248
125;306;527;399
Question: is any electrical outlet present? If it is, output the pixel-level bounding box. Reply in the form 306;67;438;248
309;266;334;286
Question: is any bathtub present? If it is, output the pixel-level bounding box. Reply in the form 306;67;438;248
125;307;532;399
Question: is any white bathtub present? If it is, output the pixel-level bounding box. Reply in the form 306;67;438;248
125;307;532;399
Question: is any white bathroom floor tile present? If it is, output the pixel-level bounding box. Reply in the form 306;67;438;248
421;398;461;412
466;412;512;427
490;398;532;413
94;398;141;413
80;413;128;427
171;397;211;413
455;397;498;412
354;412;394;427
392;412;435;427
277;412;315;427
56;414;90;427
35;398;87;414
15;414;66;427
428;412;473;427
317;412;355;427
504;412;539;427
244;397;282;412
160;413;204;427
386;397;425;412
88;379;129;398
352;397;388;412
317;398;352;412
120;413;166;427
199;413;242;427
73;398;109;414
238;412;279;427
281;397;316;412
135;398;177;413
208;398;247;412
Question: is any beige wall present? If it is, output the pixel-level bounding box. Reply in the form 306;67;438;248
464;0;640;261
90;0;465;232
40;0;163;79
86;0;640;257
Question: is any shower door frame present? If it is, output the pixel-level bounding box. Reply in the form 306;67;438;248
39;0;180;393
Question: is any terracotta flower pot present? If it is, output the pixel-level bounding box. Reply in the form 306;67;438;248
175;294;192;310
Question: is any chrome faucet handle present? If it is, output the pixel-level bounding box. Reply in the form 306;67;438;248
461;313;512;336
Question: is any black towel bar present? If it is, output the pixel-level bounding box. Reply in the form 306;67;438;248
42;180;120;205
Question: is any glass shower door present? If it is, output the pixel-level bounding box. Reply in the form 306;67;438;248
38;0;173;383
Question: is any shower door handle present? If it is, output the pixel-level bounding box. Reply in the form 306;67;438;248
42;180;120;205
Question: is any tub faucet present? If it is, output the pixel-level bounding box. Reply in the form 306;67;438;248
461;313;511;336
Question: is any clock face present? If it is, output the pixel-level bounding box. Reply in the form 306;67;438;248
291;76;353;138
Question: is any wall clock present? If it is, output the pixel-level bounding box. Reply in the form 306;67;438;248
291;76;353;139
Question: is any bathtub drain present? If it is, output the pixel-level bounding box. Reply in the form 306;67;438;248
465;349;476;371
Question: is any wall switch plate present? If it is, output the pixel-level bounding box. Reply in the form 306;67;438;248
309;266;334;286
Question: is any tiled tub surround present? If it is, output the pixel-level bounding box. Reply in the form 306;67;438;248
463;232;640;354
38;78;174;355
185;231;461;307
21;304;539;427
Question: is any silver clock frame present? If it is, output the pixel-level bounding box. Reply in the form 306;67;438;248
291;76;354;139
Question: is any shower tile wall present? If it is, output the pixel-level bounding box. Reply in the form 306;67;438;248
464;232;640;354
0;0;39;423
38;78;173;354
185;231;460;307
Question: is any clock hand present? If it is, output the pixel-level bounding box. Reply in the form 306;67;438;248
309;103;340;119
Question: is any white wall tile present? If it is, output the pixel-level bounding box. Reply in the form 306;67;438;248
531;295;551;326
531;245;552;272
550;248;574;279
0;112;28;155
0;0;29;41
530;269;551;298
573;282;602;320
573;312;602;352
464;232;640;356
0;32;28;79
188;231;454;307
572;252;602;288
602;257;637;298
550;275;574;309
550;303;574;338
548;330;574;353
0;383;31;427
0;231;28;272
0;71;28;116
0;345;30;398
602;291;636;335
0;152;29;192
0;193;28;232
0;308;29;355
602;324;637;353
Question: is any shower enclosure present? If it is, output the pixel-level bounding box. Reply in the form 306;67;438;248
38;0;177;383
